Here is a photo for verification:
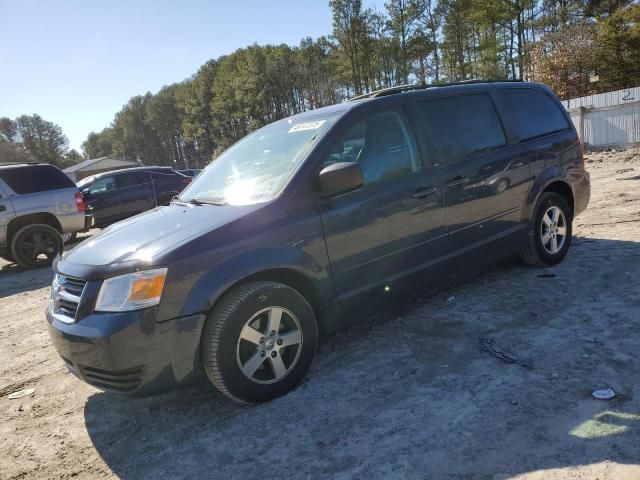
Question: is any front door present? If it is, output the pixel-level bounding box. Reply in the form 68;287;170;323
413;91;532;251
83;175;119;227
318;105;448;315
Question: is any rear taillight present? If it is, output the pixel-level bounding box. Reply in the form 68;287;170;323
75;191;86;212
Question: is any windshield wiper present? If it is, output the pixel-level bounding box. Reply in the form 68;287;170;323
188;197;227;206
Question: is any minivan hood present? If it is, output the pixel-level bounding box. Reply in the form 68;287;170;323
62;203;260;267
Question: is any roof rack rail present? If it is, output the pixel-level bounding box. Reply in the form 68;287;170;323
348;79;524;101
0;161;43;166
349;84;421;101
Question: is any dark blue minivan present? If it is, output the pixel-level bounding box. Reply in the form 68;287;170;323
77;167;192;229
46;81;590;403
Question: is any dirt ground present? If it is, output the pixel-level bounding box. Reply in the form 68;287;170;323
1;148;640;480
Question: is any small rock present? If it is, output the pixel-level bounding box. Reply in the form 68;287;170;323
447;296;455;302
551;373;560;380
511;399;519;405
8;388;35;400
581;336;595;343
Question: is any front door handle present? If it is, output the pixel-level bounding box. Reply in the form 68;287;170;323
411;186;437;199
446;175;468;188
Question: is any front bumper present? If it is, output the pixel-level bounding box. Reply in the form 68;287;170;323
46;304;206;395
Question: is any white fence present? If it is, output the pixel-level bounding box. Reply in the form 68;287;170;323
561;87;640;148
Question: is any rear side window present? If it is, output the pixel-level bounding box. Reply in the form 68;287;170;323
417;94;506;166
0;164;75;194
150;170;177;180
117;172;149;187
501;88;569;141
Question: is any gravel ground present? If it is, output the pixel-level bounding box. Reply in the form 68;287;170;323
1;149;640;480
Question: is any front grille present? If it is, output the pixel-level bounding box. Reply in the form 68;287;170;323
52;275;87;322
78;365;143;393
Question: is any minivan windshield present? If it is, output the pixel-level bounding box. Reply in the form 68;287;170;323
179;113;338;206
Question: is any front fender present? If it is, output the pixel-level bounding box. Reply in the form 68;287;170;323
176;246;332;319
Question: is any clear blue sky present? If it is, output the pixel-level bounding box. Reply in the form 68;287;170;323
0;0;378;152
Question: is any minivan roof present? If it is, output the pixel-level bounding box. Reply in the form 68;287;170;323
349;79;531;101
77;166;176;185
289;80;546;122
0;162;48;170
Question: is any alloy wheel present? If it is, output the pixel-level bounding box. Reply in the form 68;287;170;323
236;307;303;384
19;229;59;265
540;205;567;254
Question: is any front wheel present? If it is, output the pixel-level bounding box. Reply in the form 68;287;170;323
200;281;318;404
521;192;572;267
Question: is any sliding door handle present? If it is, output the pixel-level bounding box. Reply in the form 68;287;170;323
411;186;437;199
446;175;468;188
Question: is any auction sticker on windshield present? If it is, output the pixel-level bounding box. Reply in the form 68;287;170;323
288;120;326;133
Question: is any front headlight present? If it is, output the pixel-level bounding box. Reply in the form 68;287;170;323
95;268;167;312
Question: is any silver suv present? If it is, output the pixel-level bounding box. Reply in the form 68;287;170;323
0;163;88;269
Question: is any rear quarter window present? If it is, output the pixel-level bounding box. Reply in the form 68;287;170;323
117;172;150;187
501;88;570;141
0;164;75;194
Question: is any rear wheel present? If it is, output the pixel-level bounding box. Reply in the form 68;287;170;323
10;224;63;269
200;281;318;404
521;192;572;267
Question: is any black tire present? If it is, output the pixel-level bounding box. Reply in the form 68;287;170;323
521;192;572;267
10;224;63;269
201;281;318;404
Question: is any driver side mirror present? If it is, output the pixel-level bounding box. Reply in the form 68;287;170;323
81;188;90;196
318;162;364;197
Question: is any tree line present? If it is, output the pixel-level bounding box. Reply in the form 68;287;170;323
2;0;638;169
0;115;82;168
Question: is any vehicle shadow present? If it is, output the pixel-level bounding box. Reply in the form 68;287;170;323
0;261;54;297
83;235;640;478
